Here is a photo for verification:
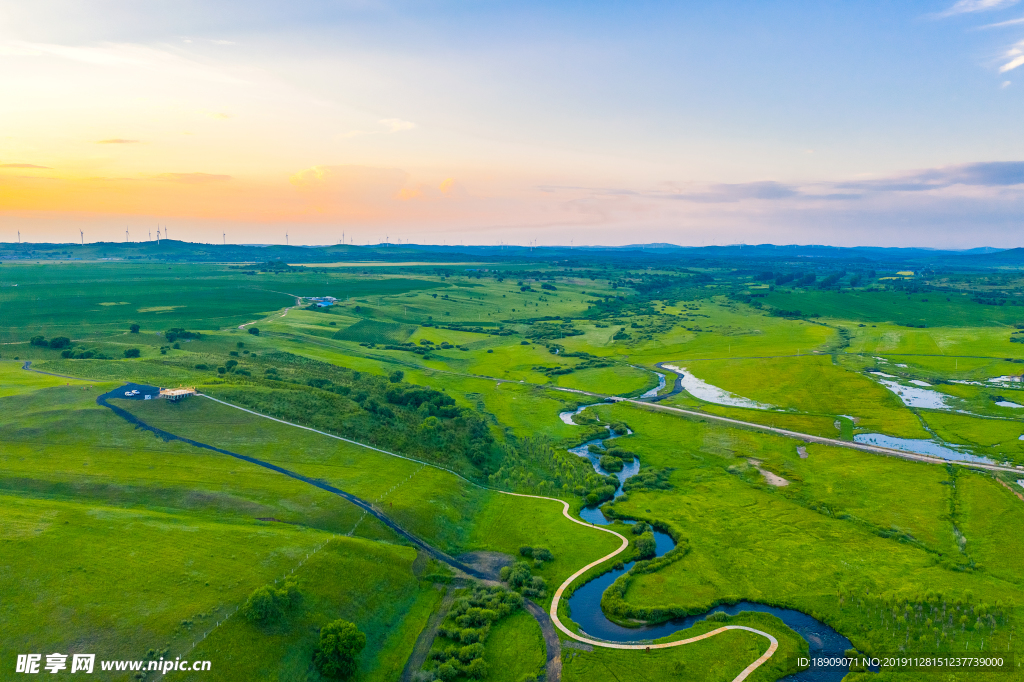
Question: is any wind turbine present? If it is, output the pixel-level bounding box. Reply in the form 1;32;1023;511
285;233;288;246
223;232;226;245
125;228;130;243
80;229;84;245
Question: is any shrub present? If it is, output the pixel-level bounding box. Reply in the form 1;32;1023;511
248;327;260;336
30;335;47;347
519;546;534;558
242;581;299;627
123;348;141;358
389;370;404;383
129;324;140;333
48;336;72;349
533;547;553;562
195;364;209;370
635;531;656;559
599;455;624;472
313;619;366;679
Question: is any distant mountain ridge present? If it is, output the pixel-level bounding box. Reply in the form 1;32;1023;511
0;239;1019;267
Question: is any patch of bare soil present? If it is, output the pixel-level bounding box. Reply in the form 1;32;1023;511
455;551;514;581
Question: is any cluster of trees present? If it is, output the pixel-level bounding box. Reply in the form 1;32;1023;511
29;335;71;349
205;351;499;474
242;581;300;627
500;561;547;598
621;467;673;493
588;445;635;473
165;328;201;342
422;587;524;681
631;522;657;559
836;589;1009;653
518;545;553;566
60;346;110;360
486;438;617;501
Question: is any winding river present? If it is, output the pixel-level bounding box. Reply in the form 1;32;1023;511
559;399;871;681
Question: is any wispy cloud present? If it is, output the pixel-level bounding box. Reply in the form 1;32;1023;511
339;118;417;138
154;172;232;183
97;138;140;144
379;118;416;132
837;161;1024;191
936;0;1020;18
0;40;243;84
668;181;799;203
537;161;1024;206
978;14;1024;26
999;40;1024;71
0;163;50;168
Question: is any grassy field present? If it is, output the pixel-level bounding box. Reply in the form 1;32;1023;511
560;611;806;682
179;539;441;682
5;256;1024;682
762;288;1024;327
0;492;334;673
589;403;1024;676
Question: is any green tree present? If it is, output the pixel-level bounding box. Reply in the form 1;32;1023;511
242;581;300;627
123;348;141;358
313;619;366;679
389;369;404;383
48;337;72;349
248;327;260;336
129;324;140;333
242;586;284;626
635;531;656;559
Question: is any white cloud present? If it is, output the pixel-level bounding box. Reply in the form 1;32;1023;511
979;15;1024;26
0;40;242;83
1002;79;1013;86
937;0;1019;17
379;118;416;132
1000;55;1024;70
999;40;1024;71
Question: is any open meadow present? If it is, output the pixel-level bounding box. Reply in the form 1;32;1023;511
2;251;1023;682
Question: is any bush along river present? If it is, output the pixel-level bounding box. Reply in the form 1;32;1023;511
560;401;876;681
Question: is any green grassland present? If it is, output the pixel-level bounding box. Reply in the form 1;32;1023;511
4;256;1024;682
561;612;805;682
591;404;1024;677
0;492;334;674
180;539;442;682
0;261;445;342
762;288;1024;327
658;354;931;439
477;610;546;682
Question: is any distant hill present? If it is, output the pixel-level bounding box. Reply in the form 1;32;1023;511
0;239;1018;268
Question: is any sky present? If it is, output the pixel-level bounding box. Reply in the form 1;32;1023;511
1;0;1022;248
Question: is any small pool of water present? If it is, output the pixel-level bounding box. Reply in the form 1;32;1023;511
661;364;774;410
854;433;994;464
639;371;666;399
873;378;951;409
995;400;1023;408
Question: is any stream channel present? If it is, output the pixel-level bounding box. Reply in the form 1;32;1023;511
559;400;874;681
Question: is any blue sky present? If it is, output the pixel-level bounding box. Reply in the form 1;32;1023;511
1;0;1022;247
